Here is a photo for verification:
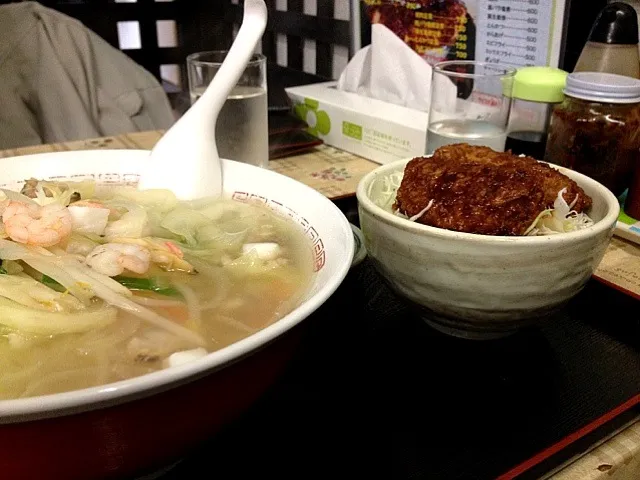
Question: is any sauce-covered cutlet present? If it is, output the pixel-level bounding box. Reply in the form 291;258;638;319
394;144;592;236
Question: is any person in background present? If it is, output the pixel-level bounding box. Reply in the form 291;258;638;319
0;1;175;150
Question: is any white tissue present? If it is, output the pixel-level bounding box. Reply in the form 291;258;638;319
337;24;433;111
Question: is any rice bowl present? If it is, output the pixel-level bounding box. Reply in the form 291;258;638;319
356;156;619;339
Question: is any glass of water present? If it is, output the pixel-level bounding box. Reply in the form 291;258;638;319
427;61;516;154
186;51;268;168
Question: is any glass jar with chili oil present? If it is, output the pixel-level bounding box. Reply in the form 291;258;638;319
544;72;640;197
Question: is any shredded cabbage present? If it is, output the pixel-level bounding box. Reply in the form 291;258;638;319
525;188;594;236
66;233;101;257
409;199;434;222
220;251;291;282
160;207;211;246
162;200;261;254
369;172;432;222
195;223;248;253
68;205;110;236
370;173;595;235
103;201;150;240
369;171;404;210
0;189;36;206
101;189;183;240
26;180;96;207
106;187;178;212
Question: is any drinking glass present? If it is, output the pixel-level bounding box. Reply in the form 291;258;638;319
427;61;516;154
187;51;268;168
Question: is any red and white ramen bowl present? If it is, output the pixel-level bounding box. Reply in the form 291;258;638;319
0;149;354;479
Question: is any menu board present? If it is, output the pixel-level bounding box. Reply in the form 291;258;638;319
477;0;553;67
362;0;566;68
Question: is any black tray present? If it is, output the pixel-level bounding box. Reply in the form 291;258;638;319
155;256;640;480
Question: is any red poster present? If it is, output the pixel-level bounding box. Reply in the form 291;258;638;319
362;0;477;66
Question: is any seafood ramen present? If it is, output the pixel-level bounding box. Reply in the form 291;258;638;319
0;179;313;399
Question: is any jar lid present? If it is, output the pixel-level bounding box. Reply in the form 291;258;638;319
564;72;640;103
507;67;568;103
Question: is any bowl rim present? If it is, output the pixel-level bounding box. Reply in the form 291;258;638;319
0;149;355;421
356;156;620;244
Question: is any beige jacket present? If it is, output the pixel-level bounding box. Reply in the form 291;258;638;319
0;2;175;150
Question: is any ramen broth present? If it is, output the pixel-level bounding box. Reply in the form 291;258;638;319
0;184;314;400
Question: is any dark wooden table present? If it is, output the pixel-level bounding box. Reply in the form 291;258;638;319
156;248;640;480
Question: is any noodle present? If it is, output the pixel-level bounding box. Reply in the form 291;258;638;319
217;315;256;335
21;367;107;398
78;318;142;349
199;280;230;312
171;283;202;328
132;296;185;308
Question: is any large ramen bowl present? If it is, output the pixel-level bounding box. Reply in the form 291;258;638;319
356;158;619;340
0;150;354;479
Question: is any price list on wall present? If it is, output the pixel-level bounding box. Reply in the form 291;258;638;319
476;0;554;67
361;0;563;68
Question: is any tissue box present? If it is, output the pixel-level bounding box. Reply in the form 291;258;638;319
286;82;428;164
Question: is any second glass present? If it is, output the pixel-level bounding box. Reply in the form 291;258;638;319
187;51;268;168
427;61;516;154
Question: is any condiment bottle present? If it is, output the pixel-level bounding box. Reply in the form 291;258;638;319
505;67;568;159
544;72;640;197
574;2;640;79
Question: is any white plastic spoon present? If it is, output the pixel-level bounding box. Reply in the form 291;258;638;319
137;0;268;200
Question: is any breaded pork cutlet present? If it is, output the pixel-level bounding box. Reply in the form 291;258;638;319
394;144;592;236
432;145;591;212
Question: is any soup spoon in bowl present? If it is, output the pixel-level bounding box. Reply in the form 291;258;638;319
137;0;268;200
